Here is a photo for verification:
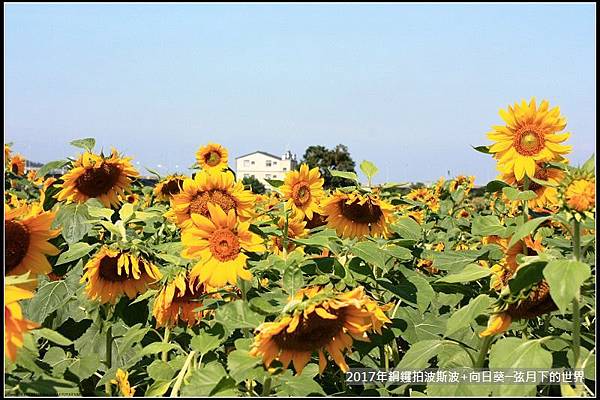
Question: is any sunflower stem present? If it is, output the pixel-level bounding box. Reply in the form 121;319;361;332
475;335;494;368
104;324;113;396
162;326;171;362
571;219;583;395
282;210;290;260
261;377;272;396
521;177;530;256
170;350;196;397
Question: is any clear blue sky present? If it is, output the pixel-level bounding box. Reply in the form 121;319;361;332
5;3;596;184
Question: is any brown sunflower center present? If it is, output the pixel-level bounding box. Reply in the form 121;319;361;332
507;281;557;319
161;179;183;196
273;309;345;352
76;163;122;197
292;182;312;206
514;127;545;156
340;198;383;224
205;151;222;167
12;163;21;175
209;229;241;262
5;220;30;272
99;255;130;282
304;212;327;229
189;190;237;217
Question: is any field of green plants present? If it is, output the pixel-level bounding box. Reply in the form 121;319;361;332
4;98;596;397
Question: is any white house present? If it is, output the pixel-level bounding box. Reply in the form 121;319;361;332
235;150;298;185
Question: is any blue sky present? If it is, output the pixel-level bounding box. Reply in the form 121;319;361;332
5;3;596;184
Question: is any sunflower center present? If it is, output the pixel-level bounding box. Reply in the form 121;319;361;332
11;163;20;175
189;190;236;217
99;255;130;282
161;179;183;196
205;151;221;167
5;220;31;272
340;198;383;224
292;183;311;206
209;229;241;262
76;163;122;197
515;128;544;156
273;309;345;352
304;212;327;229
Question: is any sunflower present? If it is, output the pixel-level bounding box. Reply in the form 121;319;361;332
56;149;140;208
501;163;564;210
152;273;213;327
81;246;162;304
304;212;328;230
182;203;264;288
249;286;391;375
487;98;571;180
449;175;475;194
196;143;229;172
9;154;26;175
5;200;60;288
171;170;255;230
111;369;135;397
4;144;11;163
270;216;309;255
405;187;439;213
558;167;595;220
5;284;39;362
280;164;325;220
153;174;186;202
322;191;395;239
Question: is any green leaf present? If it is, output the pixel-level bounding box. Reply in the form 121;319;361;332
119;203;135;222
429;250;483;273
582;154;595;173
68;353;101;380
391;217;422;241
55;242;97;265
360;160;379;180
383;245;413;261
396;340;444;369
34;328;73;346
181;362;227;396
26;279;77;322
146;380;174;397
445;294;493;337
508;216;550;248
275;364;326;396
437;263;491;284
53;203;91;244
140;342;181;356
191;331;223;355
507;260;546;295
87;204;114;220
147;360;176;381
472;145;490;154
282;267;305;295
485;180;509;193
214;301;264;331
70;137;95;151
543;260;591;314
264;179;284;188
227;349;261;382
351;241;387;268
36;160;69;177
502;186;537;201
328;168;359;184
471;215;507;237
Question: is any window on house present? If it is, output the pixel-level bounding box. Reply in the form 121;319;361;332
243;160;250;167
266;160;272;167
283;167;287;171
265;174;271;179
273;161;277;165
251;161;255;165
272;174;277;179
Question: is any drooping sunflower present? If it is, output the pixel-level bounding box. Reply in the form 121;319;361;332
9;154;26;175
270;216;309;255
322;191;395;239
5;200;60;288
171;170;255;230
5;284;40;362
182;203;264;288
153;174;186;202
280;164;325;220
196;143;229;172
501;163;564;210
249;286;391;375
487;98;571;180
81;246;162;304
56;149;140;208
111;369;135;397
152;273;213;328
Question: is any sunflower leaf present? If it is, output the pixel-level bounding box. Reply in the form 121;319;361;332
69;138;96;152
360;160;379;180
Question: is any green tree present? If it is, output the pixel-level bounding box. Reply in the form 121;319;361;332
242;175;266;194
301;144;356;188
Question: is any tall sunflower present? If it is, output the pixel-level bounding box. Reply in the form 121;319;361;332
280;164;325;220
9;154;26;175
5;200;60;288
322;191;395;239
196;143;229;172
56;149;139;208
182;203;264;288
5;284;39;362
153;174;186;202
81;246;162;304
171;170;255;230
487;98;571;180
249;286;391;374
152;273;212;327
501;163;564;210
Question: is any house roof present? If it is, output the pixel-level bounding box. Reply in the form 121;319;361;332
235;150;282;160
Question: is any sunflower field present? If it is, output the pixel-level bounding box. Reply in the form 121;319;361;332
4;98;596;397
